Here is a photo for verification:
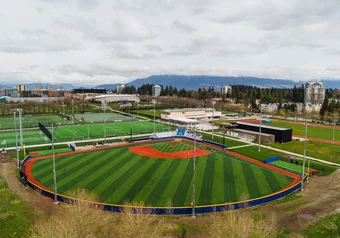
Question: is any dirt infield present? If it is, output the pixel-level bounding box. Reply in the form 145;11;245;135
129;145;211;159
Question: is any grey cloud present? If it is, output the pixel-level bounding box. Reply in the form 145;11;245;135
0;29;83;53
145;45;163;52
171;20;195;33
77;0;99;11
169;37;266;56
55;15;155;43
214;0;340;30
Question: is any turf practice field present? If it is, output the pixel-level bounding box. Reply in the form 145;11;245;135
0;115;70;129
268;120;340;142
28;139;296;207
0;121;169;147
74;112;134;123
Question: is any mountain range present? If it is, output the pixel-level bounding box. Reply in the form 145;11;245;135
95;75;340;90
1;75;340;91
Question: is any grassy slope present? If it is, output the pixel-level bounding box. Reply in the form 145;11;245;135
303;213;340;238
0;175;35;238
31;140;293;207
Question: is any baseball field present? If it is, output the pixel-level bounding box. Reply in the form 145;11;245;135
26;139;298;207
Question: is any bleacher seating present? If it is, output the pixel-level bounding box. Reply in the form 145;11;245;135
176;128;186;136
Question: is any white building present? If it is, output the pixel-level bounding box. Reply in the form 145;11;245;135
221;85;232;95
161;108;221;121
116;85;125;93
86;94;140;103
304;82;325;105
16;84;28;92
152;85;161;97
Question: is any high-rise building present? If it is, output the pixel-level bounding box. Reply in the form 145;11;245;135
304;82;325;105
152;84;161;97
16;84;28;92
116;85;125;93
221;85;232;95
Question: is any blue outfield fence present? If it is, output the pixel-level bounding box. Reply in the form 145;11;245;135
265;156;280;164
20;135;304;215
23;175;304;215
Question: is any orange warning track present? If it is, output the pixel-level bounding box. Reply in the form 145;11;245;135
129;145;211;159
22;138;300;197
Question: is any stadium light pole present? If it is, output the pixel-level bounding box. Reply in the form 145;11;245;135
191;126;197;218
72;99;74;119
212;100;216;139
258;105;262;152
152;99;156;137
301;119;308;191
61;103;66;116
14;112;19;169
51;124;58;204
332;114;337;144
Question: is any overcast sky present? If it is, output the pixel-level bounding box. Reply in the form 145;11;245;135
1;0;340;85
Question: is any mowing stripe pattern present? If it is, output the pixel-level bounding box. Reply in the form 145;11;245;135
31;140;294;206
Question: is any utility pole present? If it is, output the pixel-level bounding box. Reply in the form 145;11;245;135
212;100;216;139
258;105;262;152
61;103;66;116
192;127;197;218
14;112;19;169
152;99;156;136
72;99;74;119
332;114;337;144
301;119;308;191
16;108;23;149
52;124;58;204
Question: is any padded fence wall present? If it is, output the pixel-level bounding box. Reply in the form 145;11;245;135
23;175;303;215
21;134;304;215
265;156;280;164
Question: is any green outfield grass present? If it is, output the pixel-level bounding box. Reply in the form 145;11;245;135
31;140;294;207
268;120;340;142
0;115;71;130
270;160;304;174
0;121;169;147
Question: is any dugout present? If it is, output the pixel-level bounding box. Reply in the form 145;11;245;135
234;122;292;143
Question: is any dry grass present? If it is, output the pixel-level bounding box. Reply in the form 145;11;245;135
30;189;166;238
208;209;277;238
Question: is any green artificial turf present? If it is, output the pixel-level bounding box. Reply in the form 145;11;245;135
268;120;340;142
269;140;340;164
0;121;169;147
0;115;71;130
31;140;294;207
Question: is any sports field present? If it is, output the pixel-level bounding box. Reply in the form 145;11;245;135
0;121;169;147
74;112;134;123
28;139;297;207
268;120;340;142
0;115;71;129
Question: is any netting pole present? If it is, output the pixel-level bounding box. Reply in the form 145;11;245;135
301;119;307;191
192;127;197;218
14;112;19;169
52;124;58;204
